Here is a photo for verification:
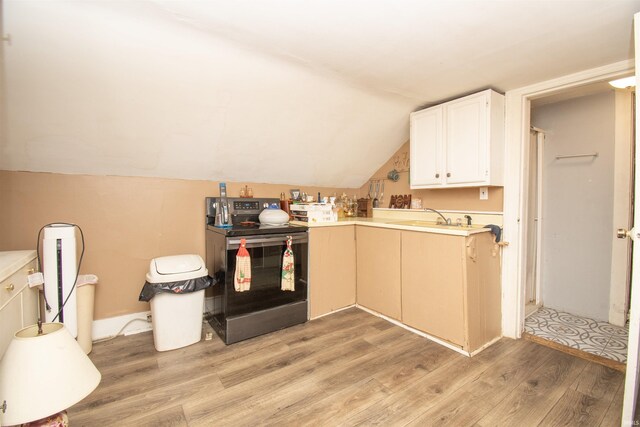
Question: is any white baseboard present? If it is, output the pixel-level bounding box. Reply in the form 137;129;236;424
309;304;356;320
92;311;152;340
355;304;471;357
92;301;214;341
469;336;502;357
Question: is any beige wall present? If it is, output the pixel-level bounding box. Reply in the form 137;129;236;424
358;142;504;212
1;142;502;320
0;170;353;319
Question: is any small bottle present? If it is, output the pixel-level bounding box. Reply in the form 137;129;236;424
280;194;290;217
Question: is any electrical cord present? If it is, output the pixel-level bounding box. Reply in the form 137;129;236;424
36;223;147;342
92;317;149;343
36;223;85;323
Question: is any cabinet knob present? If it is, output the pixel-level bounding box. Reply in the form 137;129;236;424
435;173;440;178
447;172;451;177
5;283;14;292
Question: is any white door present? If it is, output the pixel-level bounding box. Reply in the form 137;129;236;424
410;107;443;187
621;12;640;422
609;89;634;327
445;93;488;185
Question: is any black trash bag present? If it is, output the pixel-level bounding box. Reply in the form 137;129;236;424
138;275;214;302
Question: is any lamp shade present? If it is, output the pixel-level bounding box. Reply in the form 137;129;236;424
0;323;101;425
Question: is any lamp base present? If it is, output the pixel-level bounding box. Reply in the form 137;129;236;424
21;410;68;427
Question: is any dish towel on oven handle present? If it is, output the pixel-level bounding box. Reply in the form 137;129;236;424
281;235;295;291
234;238;251;292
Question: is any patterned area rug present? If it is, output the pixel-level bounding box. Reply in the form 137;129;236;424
524;306;628;363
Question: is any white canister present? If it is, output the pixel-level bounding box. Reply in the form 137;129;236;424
259;208;290;225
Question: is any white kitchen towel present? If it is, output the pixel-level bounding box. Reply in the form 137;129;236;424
281;236;295;291
234;238;251;292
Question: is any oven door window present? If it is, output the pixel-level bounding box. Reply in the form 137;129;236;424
225;236;308;317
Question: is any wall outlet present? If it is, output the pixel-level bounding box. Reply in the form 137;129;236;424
479;187;489;200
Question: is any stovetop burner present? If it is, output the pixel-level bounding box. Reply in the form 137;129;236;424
207;222;307;237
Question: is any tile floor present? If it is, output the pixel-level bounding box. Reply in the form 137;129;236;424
524;306;628;363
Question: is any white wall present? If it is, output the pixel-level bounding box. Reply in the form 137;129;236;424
0;1;413;188
531;91;615;321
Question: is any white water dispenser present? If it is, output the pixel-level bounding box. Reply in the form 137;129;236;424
43;224;78;337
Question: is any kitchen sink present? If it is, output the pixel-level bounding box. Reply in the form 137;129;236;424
391;220;486;230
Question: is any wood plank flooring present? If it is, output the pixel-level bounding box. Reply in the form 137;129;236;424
68;308;625;426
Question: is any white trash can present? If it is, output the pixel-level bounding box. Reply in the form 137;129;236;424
76;274;99;354
144;254;210;352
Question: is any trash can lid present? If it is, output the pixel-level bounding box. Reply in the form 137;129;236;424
152;254;204;275
77;274;98;287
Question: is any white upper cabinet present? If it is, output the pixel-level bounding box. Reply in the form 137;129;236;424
409;107;443;186
410;89;505;189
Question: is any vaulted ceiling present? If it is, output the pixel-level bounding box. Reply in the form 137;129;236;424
1;0;638;187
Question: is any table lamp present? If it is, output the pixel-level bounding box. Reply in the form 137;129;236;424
0;323;101;426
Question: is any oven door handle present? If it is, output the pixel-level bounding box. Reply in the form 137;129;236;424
227;233;308;249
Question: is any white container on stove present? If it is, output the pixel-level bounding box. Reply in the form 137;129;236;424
259;207;290;226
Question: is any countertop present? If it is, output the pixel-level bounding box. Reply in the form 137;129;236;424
0;250;37;282
290;217;491;237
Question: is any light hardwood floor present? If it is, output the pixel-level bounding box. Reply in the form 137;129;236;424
68;308;625;426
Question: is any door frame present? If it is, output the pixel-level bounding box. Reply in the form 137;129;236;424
622;13;640;421
501;58;633;339
533;127;544;307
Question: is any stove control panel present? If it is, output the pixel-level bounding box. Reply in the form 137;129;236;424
233;200;260;211
206;197;280;221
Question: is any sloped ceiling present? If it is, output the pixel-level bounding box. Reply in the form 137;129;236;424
1;0;638;187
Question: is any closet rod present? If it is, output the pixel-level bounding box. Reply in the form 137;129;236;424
555;152;599;160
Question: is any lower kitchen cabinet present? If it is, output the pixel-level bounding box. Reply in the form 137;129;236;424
308;226;356;319
0;251;38;357
356;226;402;320
401;231;501;352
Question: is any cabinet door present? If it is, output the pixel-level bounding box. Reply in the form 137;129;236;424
356;227;401;320
401;231;465;346
464;233;502;352
308;226;356;319
21;286;39;328
445;93;489;185
0;296;22;357
1;269;23;309
410;107;444;187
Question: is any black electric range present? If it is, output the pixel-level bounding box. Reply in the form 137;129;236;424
204;196;309;344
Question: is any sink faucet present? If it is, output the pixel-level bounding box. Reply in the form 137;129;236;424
424;208;451;225
464;215;472;226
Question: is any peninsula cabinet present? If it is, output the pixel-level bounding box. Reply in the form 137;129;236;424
0;250;38;357
356;226;402;320
308;226;356;319
401;231;501;352
410;89;505;189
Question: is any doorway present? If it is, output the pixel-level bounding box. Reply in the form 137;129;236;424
500;57;638;424
521;87;633;365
